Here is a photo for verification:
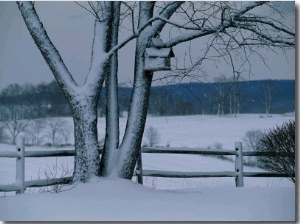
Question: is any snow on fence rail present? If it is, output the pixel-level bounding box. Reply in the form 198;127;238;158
136;142;294;187
0;137;74;194
0;137;294;194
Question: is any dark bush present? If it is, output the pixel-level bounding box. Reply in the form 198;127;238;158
258;120;295;184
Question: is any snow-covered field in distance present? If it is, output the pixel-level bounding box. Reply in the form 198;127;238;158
142;113;295;149
0;114;296;221
39;112;294;150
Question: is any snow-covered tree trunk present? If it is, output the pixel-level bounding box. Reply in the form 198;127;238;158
100;2;121;177
71;95;100;182
115;2;155;179
17;1;112;182
117;2;183;179
67;2;115;181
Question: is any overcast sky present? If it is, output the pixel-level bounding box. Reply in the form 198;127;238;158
0;1;296;90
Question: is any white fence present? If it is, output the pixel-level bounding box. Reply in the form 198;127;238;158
0;137;293;194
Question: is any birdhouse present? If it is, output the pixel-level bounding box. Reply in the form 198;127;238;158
143;38;175;71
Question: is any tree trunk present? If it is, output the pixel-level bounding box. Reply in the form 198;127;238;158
118;70;153;179
116;2;182;179
71;97;100;182
100;2;121;177
116;2;156;179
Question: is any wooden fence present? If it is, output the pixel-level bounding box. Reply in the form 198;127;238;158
0;138;74;194
0;137;293;194
136;142;293;186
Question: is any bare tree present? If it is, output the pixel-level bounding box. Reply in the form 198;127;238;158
229;80;242;117
242;129;265;166
261;80;275;117
45;118;67;146
145;126;160;147
17;1;167;182
0;123;8;143
17;1;134;181
60;122;73;145
116;1;294;179
242;129;265;152
3;119;28;145
25;119;46;145
2;105;28;144
17;1;295;182
213;75;228;116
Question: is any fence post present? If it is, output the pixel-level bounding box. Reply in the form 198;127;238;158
16;136;25;194
136;148;143;185
235;142;244;187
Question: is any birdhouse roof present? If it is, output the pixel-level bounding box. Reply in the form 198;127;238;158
150;38;165;48
143;48;175;58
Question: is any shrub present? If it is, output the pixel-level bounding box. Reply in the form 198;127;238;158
258;120;295;184
29;158;73;193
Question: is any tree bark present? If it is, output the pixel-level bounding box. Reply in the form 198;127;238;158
117;2;155;179
117;2;183;179
71;96;100;182
17;1;111;182
100;2;121;177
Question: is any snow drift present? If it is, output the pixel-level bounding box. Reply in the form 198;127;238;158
0;178;295;221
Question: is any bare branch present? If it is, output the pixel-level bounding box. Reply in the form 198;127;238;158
121;1;136;33
236;16;295;36
164;1;293;48
74;1;98;19
152;2;184;34
236;25;294;47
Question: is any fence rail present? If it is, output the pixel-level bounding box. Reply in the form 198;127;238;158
141;147;238;155
0;137;294;194
136;142;294;187
0;150;75;158
142;170;238;178
0;138;74;194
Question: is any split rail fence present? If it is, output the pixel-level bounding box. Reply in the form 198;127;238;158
0;137;293;194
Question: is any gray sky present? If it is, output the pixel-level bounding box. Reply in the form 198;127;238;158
0;1;295;90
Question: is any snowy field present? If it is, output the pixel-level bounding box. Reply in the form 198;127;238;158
0;114;296;221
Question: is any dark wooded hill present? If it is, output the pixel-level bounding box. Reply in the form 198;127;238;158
0;79;295;120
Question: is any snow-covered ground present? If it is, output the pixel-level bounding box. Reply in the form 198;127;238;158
0;114;296;221
0;178;295;221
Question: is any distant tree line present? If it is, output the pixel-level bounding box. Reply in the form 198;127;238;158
0;79;295;122
0;81;71;120
147;79;294;116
